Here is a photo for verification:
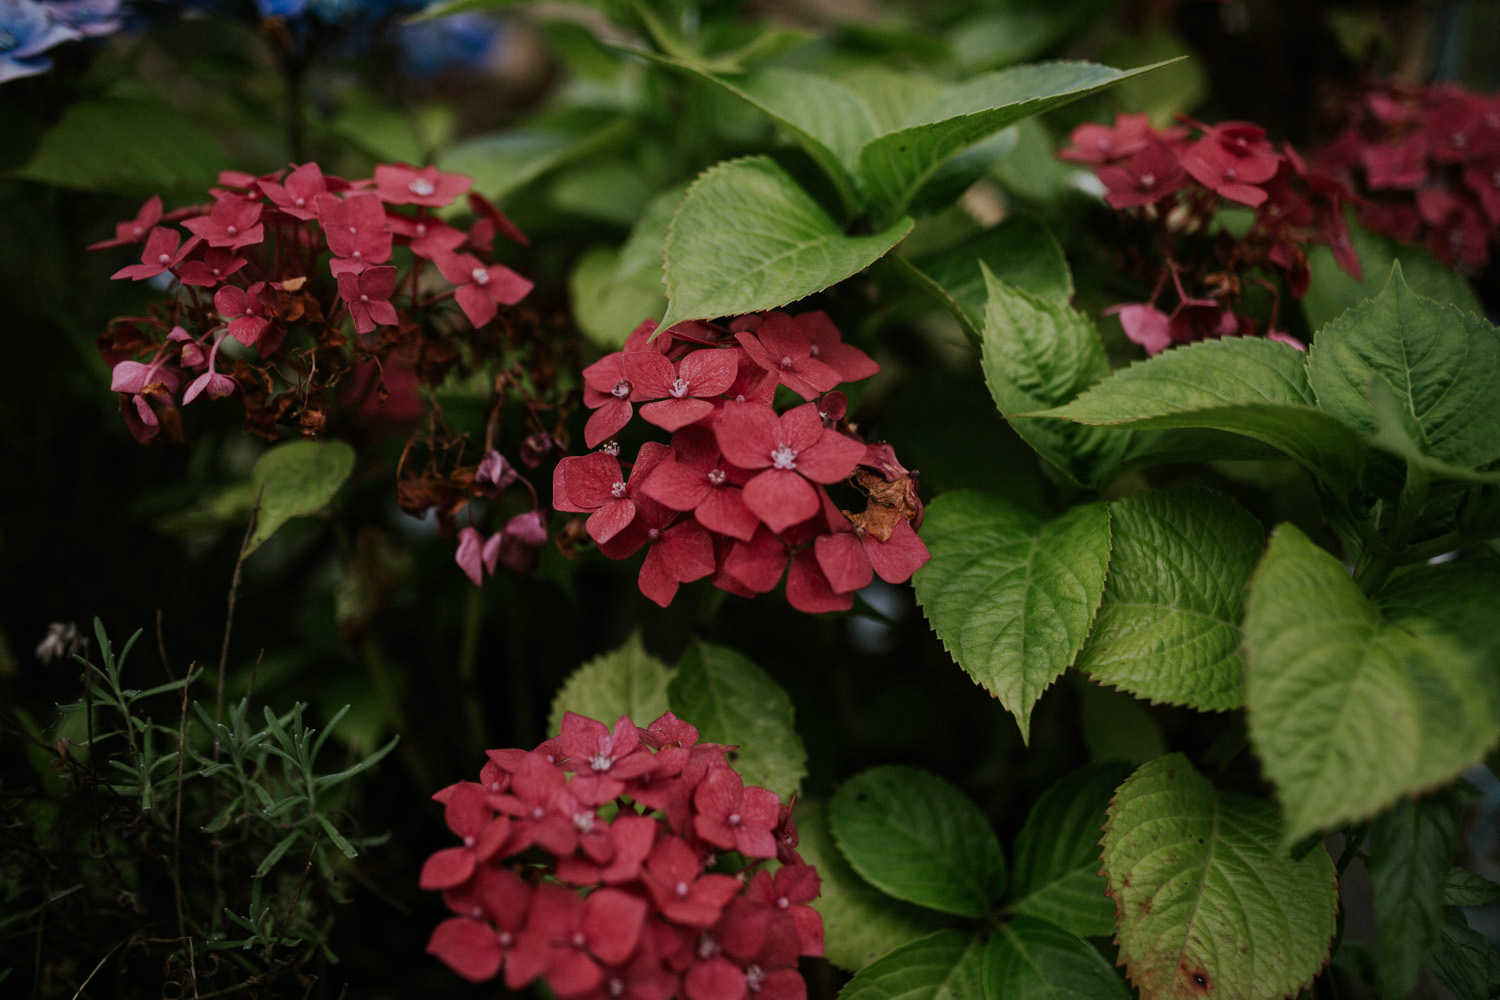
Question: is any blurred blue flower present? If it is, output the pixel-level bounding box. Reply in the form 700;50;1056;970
45;0;124;36
1;0;82;82
397;11;500;79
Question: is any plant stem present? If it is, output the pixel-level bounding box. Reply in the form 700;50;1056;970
1354;462;1430;595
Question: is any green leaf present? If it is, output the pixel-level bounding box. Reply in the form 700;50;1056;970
548;633;673;738
1443;867;1500;908
659;156;912;330
569;185;681;346
1365;378;1500;485
1243;525;1500;844
829;765;1006;919
980;267;1133;487
667;641;806;798
907;215;1073;337
1307;263;1500;471
14;98;227;191
1426;907;1500;1000
1101;754;1338;1000
913;492;1111;742
1077;489;1264;711
950;1;1111;71
857;59;1177;223
438;118;633;204
1366;791;1464;999
984;918;1131;999
1302;216;1482;334
1008;762;1133;938
1035;337;1366;491
245;441;356;557
838;930;987;1000
793;800;951;972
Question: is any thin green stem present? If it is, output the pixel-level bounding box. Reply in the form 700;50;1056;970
1354;462;1430;595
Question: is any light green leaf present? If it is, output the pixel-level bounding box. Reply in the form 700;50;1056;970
547;633;673;738
1077;489;1264;711
667;641;805;798
1102;754;1338;1000
950;1;1111;71
245;441;356;557
857;59;1176;222
984;918;1131;999
793;800;951;972
1008;762;1133;938
659;157;911;330
1302;216;1482;334
569;186;680;347
1366;791;1464;999
913;492;1112;742
1307;262;1500;471
1243;525;1500;844
1426;907;1500;1000
839;930;987;1000
908;215;1074;337
15;98;227;191
830;765;1006;919
1365;378;1500;485
980;267;1134;488
1034;337;1365;491
438;118;633;204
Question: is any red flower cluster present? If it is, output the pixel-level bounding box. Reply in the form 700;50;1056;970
1060;113;1361;354
90;163;568;584
422;711;822;1000
552;312;929;611
1315;80;1500;271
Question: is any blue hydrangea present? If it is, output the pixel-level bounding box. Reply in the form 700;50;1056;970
1;0;83;82
397;12;501;79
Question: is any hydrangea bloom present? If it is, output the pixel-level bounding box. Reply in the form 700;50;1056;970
423;710;822;999
1059;113;1361;354
552;311;929;613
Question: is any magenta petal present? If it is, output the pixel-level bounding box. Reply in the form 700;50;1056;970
786;548;853;614
743;469;819;534
420;846;477;889
677;348;738;395
660;521;715;582
641;460;709;510
640;397;713;431
867;519;931;583
794;431;865;484
622;351;676;398
456;283;498;327
815;532;873;594
427;917;502;983
715;401;780;470
586;499;637;544
583;888;648;965
455;527;485;586
697;487;759;542
723;529;786;592
564;452;626;509
778;403;825;452
584;398;633;448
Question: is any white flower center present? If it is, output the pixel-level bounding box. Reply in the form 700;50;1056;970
669;377;690;398
610;481;628;499
779;355;794;369
1139;173;1155;188
770;445;797;470
573;811;595;832
707;469;726;485
589;752;614;771
675;881;690;898
226;225;238;236
471;267;489;286
727;812;741;826
409;177;436;197
611;380;632;399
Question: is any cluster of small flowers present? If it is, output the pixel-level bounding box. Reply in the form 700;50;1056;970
90;162;563;580
422;710;822;1000
0;0;124;83
1314;80;1500;272
1059;113;1361;354
552;311;929;611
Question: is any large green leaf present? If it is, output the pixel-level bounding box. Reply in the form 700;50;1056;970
1307;263;1500;471
667;641;806;798
913;492;1111;741
1077;489;1263;711
1302;216;1482;334
793;801;951;972
658;156;912;330
829;765;1006;919
15;98;227;191
569;187;680;347
1366;791;1464;999
857;59;1175;222
1008;762;1133;938
438;117;633;204
1035;337;1365;491
245;441;355;557
839;930;987;1000
547;633;673;737
980;267;1134;487
1102;754;1338;1000
984;918;1131;999
1243;526;1500;844
906;215;1073;338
